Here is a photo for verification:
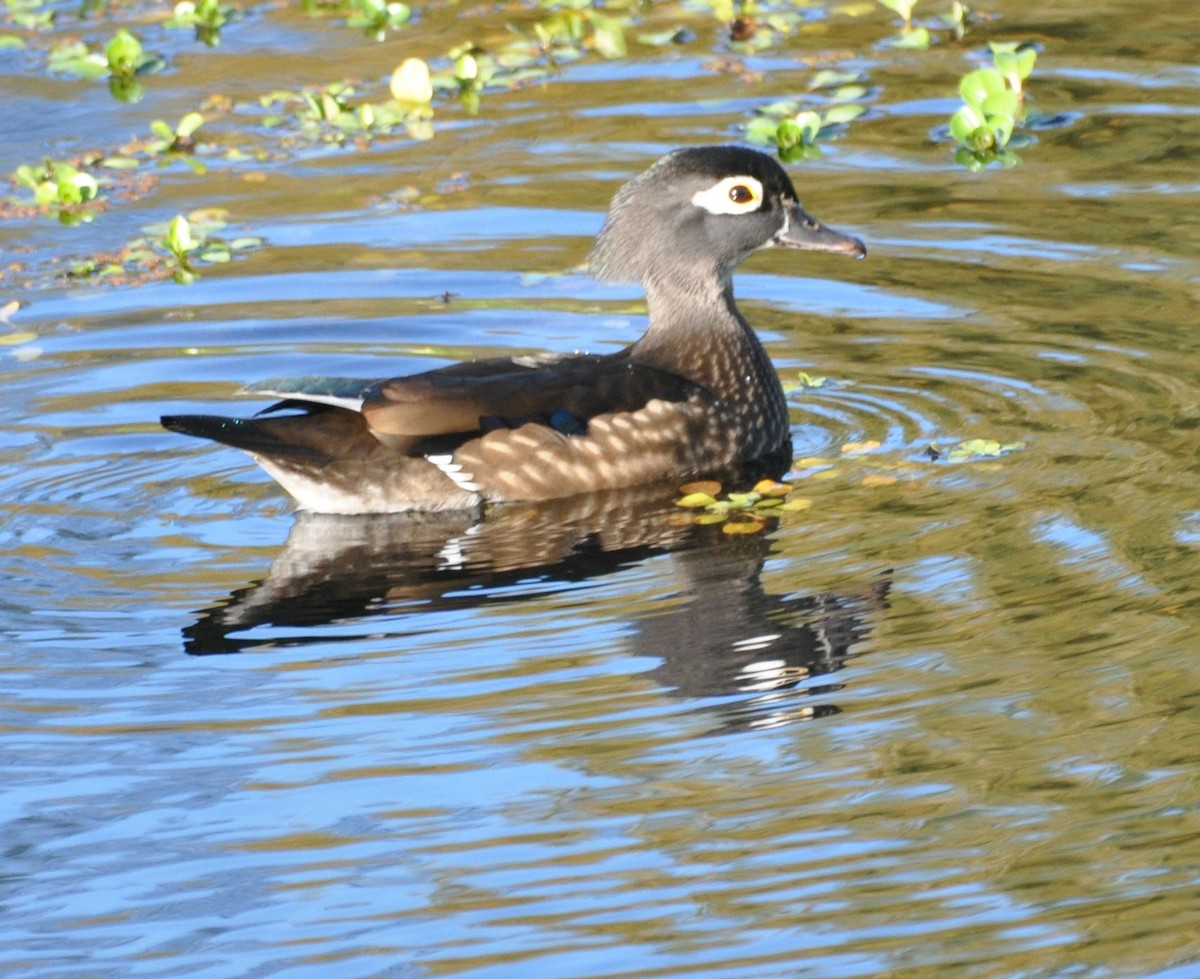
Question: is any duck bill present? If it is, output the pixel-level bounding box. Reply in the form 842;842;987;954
775;204;866;258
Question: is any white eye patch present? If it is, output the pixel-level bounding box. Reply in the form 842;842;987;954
691;175;765;215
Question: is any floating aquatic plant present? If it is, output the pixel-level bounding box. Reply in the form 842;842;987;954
785;370;830;391
507;1;628;65
347;0;412;42
675;478;814;534
167;0;233;47
9;158;101;225
940;1;971;40
253;37;575;147
746;80;867;163
876;0;930;49
635;26;693;48
948;42;1038;169
64;217;259;287
927;438;1025;461
686;0;817;52
61;211;262;286
147;113;205;157
876;0;979;48
988;40;1036;96
48;28;164;102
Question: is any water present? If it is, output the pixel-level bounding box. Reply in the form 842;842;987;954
3;0;1200;974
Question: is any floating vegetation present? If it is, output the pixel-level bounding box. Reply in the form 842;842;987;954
876;0;930;49
940;1;971;40
65;209;262;286
431;42;555;114
166;0;234;47
252;22;606;148
299;0;415;39
160;210;263;284
746;70;870;162
746;100;866;162
48;28;164;102
93;114;210;175
8;159;102;225
512;1;629;63
877;0;919;30
5;0;54;31
145;113;206;166
948;41;1038;169
258;62;437;146
776;434;1027;495
927;437;1026;461
675;478;814;534
347;0;412;41
6;112;213;227
875;0;976;49
635;25;694;47
0;0;1078;298
686;0;822;52
785;370;831;391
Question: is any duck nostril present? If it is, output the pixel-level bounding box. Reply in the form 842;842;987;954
803;218;819;231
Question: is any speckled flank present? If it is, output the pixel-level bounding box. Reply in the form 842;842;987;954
449;397;696;501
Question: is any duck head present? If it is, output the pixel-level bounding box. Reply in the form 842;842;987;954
589;145;865;291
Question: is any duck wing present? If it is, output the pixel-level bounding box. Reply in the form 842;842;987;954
356;351;702;446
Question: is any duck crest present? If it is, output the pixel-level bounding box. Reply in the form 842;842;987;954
161;145;865;514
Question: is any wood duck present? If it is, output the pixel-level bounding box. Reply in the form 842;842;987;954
162;145;865;514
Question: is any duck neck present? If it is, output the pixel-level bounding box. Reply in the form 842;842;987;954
632;274;783;407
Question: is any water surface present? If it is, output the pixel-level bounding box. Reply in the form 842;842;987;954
2;0;1199;975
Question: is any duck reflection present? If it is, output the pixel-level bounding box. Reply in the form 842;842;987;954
184;488;889;733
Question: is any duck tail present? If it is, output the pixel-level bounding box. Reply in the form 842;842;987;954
161;409;334;464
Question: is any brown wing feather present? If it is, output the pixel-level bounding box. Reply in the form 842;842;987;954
360;352;700;441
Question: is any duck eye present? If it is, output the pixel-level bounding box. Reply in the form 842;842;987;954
691;175;765;216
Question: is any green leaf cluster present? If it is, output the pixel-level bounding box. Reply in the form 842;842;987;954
256;20;603;147
260;59;441;144
989;40;1037;95
876;0;929;49
6;0;54;31
948;42;1038;169
105;27;142;76
10;159;100;225
63;211;261;287
347;0;411;42
784;370;830;391
509;2;628;64
876;0;976;50
148;112;205;155
157;210;262;284
166;0;232;47
48;28;164;102
746;80;867;163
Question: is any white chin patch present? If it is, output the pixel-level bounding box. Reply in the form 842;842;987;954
691;175;765;216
